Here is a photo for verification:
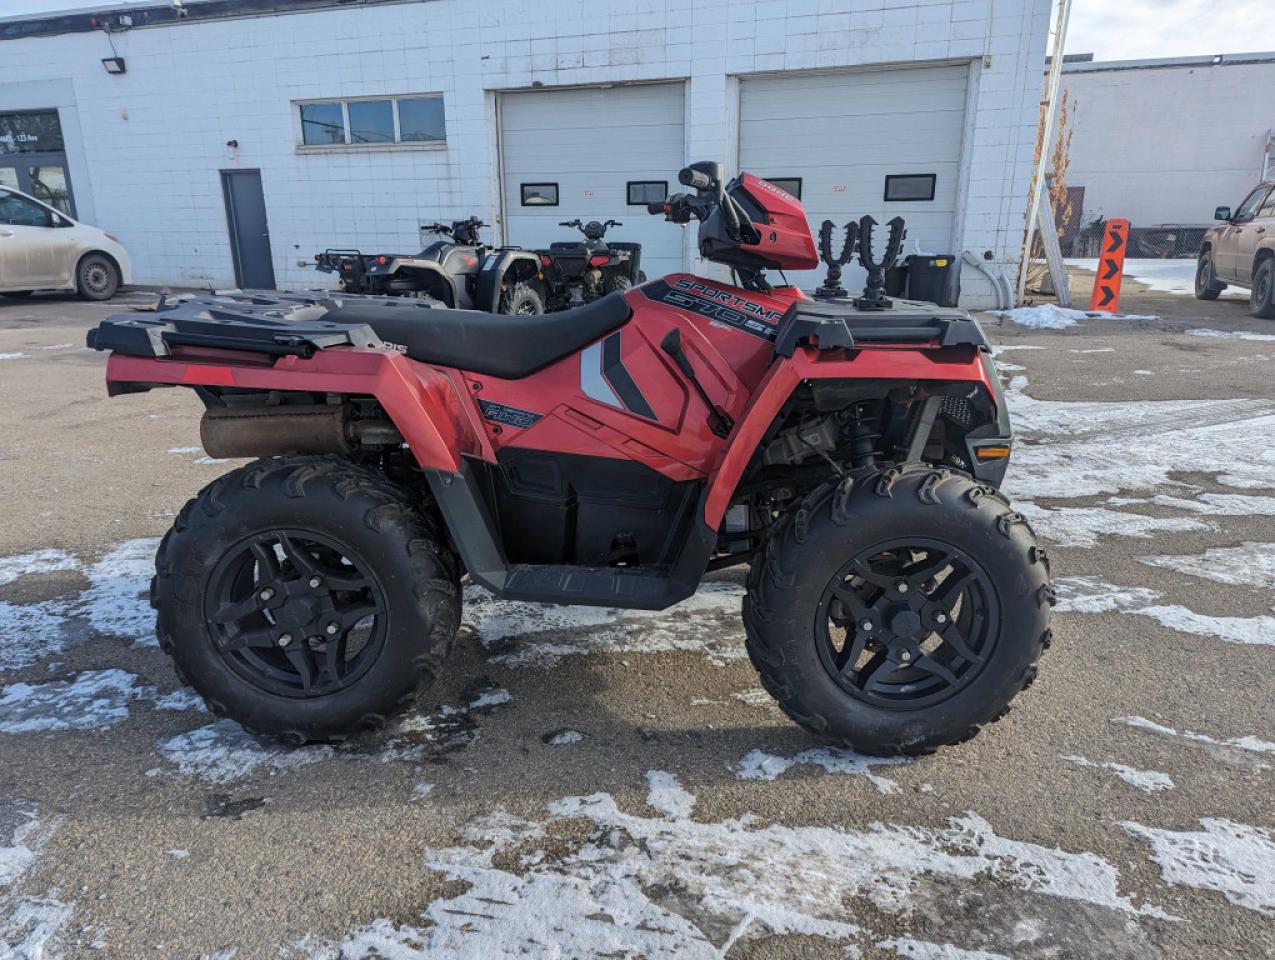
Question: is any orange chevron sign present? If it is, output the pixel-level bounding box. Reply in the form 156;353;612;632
1088;218;1129;313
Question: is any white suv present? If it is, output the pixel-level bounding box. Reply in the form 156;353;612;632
0;187;133;301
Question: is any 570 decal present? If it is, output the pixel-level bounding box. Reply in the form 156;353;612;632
646;278;783;342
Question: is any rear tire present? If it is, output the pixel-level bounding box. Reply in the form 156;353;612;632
744;465;1052;756
152;455;462;742
1251;258;1275;319
76;253;120;301
604;274;632;295
499;282;545;316
1194;250;1224;300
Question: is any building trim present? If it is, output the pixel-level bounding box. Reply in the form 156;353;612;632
1062;51;1275;75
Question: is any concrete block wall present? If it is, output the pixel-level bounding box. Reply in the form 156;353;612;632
1060;58;1275;229
0;0;1051;304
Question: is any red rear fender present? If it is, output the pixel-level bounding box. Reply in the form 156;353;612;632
106;347;480;472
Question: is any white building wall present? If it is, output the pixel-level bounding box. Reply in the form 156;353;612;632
0;0;1051;305
1060;57;1275;228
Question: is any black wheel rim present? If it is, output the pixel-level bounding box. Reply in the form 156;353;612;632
815;538;999;710
204;530;388;699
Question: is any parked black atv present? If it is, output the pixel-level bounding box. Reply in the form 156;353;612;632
315;217;546;314
535;219;645;310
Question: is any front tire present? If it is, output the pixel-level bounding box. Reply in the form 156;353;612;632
1195;250;1224;300
76;253;120;301
744;465;1052;755
499;282;545;316
153;456;462;742
1251;258;1275;319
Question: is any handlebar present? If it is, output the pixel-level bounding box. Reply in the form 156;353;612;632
678;167;712;191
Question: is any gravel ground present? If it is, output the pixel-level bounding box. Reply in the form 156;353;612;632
1;280;1273;960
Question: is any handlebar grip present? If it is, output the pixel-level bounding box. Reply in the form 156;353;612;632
679;167;712;190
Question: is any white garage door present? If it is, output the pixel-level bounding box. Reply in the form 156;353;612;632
739;64;969;291
500;83;687;280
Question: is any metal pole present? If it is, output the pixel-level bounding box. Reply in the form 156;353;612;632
1017;0;1074;306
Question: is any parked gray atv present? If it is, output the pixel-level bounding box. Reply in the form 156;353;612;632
315;216;547;314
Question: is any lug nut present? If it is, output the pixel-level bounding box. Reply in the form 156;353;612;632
900;650;912;661
309;577;322;589
259;588;274;601
895;581;909;593
325;622;340;636
935;612;948;624
278;633;292;647
861;620;874;632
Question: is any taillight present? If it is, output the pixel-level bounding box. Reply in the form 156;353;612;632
589;255;609;267
540;254;553;267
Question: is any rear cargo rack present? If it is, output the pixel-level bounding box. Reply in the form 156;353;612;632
85;291;385;360
773;297;988;358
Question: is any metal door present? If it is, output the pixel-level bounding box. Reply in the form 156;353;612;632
220;169;276;290
0;154;75;217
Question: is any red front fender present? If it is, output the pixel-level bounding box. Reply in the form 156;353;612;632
702;345;997;529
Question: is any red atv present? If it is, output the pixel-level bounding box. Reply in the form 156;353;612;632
88;162;1050;755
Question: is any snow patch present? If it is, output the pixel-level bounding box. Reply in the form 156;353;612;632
1016;502;1211;549
1140;541;1275;590
1123;818;1275;916
989;304;1157;330
879;938;1011;960
69;538;159;645
1052;576;1161;614
644;769;696;819
298;771;1169;958
469;580;746;667
0;353;27;361
1188;328;1275;342
411;783;433;800
0;669;152;733
1053;576;1275;647
153;688;209;713
736;747;908;794
1061;755;1174;793
544;729;584;746
0;800;72;958
158;719;332;783
167;446;201;454
1116;716;1275;769
1002;382;1275;501
0;549;80;588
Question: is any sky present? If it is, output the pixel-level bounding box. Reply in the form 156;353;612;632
1063;0;1275;60
3;0;1274;62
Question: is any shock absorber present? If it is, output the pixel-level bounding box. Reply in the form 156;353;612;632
845;406;879;469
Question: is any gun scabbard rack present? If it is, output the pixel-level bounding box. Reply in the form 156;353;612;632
814;215;908;310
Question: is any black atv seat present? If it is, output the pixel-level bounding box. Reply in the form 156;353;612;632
322;292;632;380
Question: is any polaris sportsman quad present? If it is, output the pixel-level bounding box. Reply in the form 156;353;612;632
88;161;1050;755
315;216;545;314
535;218;644;309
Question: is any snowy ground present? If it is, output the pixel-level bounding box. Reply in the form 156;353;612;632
1;291;1274;959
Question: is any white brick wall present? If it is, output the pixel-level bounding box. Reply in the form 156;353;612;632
0;0;1051;305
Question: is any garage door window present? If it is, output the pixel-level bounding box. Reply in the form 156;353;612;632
627;181;668;205
521;183;559;207
884;174;936;202
762;177;802;199
297;96;446;149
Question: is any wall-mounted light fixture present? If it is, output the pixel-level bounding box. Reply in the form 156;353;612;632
102;56;126;74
